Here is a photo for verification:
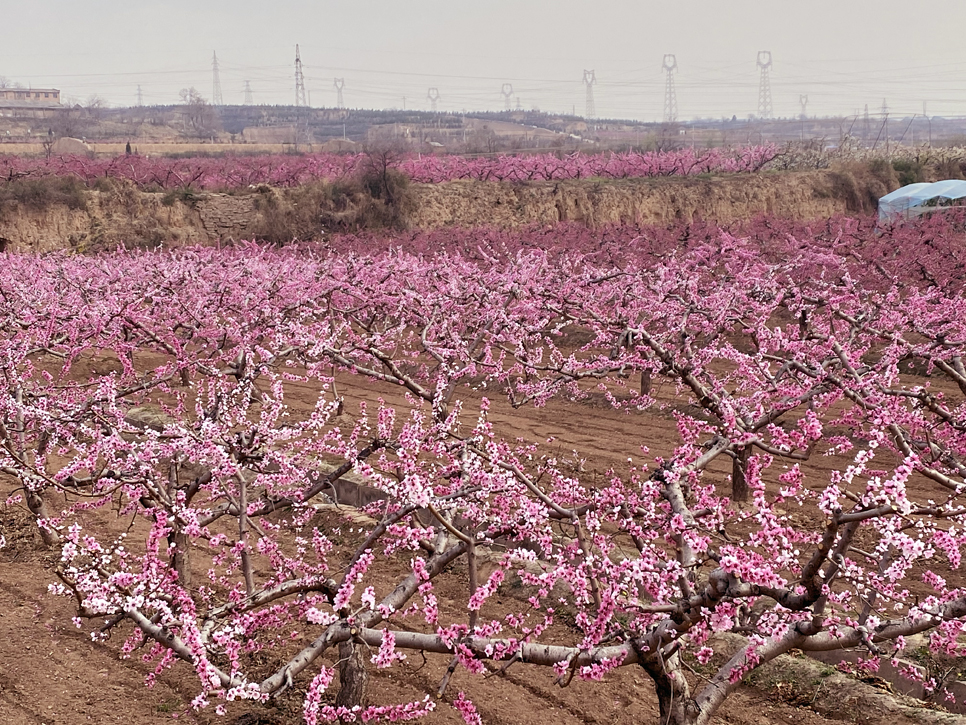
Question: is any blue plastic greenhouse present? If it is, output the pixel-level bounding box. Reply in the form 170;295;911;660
878;179;966;222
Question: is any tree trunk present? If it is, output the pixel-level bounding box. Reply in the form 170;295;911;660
640;369;652;396
168;460;190;585
170;531;191;587
732;446;751;503
336;640;369;715
640;651;700;725
25;490;60;546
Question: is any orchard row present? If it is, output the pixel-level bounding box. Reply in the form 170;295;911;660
0;144;779;190
1;215;965;724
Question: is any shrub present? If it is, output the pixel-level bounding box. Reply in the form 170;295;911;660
892;158;925;186
0;176;88;214
248;182;333;244
160;186;204;207
935;158;965;180
248;169;415;245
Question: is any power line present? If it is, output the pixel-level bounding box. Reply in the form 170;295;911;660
16;48;966;120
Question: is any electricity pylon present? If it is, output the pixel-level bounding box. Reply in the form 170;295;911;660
294;44;307;107
756;51;773;119
501;83;513;111
662;54;678;123
583;69;596;119
334;78;345;109
212;51;223;106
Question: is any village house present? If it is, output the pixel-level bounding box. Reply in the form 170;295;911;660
0;88;62;119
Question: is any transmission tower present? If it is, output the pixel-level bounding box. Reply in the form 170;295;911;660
294;44;307;107
756;51;773;119
501;83;514;111
863;104;871;141
136;85;143;107
212;51;223;106
243;81;254;106
881;98;890;154
662;54;678;123
798;95;809;141
334;78;345;109
427;87;440;113
583;69;596;120
516;96;522;111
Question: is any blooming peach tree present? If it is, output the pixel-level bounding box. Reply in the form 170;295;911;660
2;219;966;724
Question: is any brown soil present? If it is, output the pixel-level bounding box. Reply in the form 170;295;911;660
0;169;892;252
408;169;888;228
0;182;214;253
2;354;962;725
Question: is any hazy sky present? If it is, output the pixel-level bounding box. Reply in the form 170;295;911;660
3;1;966;121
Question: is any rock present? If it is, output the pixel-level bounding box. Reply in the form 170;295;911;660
124;405;176;432
51;137;92;156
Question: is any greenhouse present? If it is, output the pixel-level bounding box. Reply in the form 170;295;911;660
878;179;966;222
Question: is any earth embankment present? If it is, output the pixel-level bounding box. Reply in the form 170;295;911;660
409;169;886;227
0;168;893;252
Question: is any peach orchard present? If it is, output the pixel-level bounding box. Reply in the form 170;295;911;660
1;215;966;724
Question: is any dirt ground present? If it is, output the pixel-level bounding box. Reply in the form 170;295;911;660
0;489;930;725
7;368;966;725
0;548;868;725
1;352;963;724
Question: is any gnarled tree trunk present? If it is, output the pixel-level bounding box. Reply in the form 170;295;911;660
336;640;369;715
731;445;751;503
169;530;191;587
639;650;701;725
25;490;60;546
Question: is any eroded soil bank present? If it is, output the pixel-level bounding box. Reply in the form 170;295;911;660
0;168;893;252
